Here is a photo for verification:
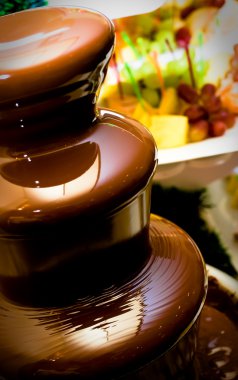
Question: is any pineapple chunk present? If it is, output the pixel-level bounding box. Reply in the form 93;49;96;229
158;87;180;115
132;101;154;128
149;115;189;149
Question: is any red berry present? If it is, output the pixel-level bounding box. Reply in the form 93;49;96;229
201;83;216;97
177;83;199;104
210;108;236;128
210;0;225;8
175;27;191;48
189;119;209;142
202;95;222;113
209;120;227;137
184;105;207;122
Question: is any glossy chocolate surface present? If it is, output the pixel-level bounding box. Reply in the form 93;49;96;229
119;275;238;380
0;215;207;379
195;276;238;379
0;7;156;232
0;6;114;151
0;109;156;232
0;7;157;308
0;6;207;380
0;7;114;102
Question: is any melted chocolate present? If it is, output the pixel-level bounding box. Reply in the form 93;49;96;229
0;8;156;230
0;142;99;187
195;276;238;380
0;7;114;103
0;6;114;151
0;7;208;380
0;216;207;379
0;110;156;232
118;276;238;380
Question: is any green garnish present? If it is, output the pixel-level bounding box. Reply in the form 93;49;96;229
0;0;48;16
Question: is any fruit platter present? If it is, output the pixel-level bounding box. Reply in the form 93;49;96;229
98;0;238;165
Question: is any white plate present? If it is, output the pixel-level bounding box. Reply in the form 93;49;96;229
154;150;238;189
47;0;166;19
206;264;238;295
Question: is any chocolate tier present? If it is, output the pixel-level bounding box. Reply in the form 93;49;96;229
0;6;207;380
0;215;206;379
0;7;157;304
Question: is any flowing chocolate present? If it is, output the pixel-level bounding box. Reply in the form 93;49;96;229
0;6;208;380
0;216;207;379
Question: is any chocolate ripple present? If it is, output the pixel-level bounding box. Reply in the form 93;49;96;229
0;215;206;379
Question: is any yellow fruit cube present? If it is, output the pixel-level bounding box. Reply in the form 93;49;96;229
158;87;180;115
149;115;189;149
132;101;153;129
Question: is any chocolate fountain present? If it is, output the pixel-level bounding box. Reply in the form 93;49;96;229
0;6;207;379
